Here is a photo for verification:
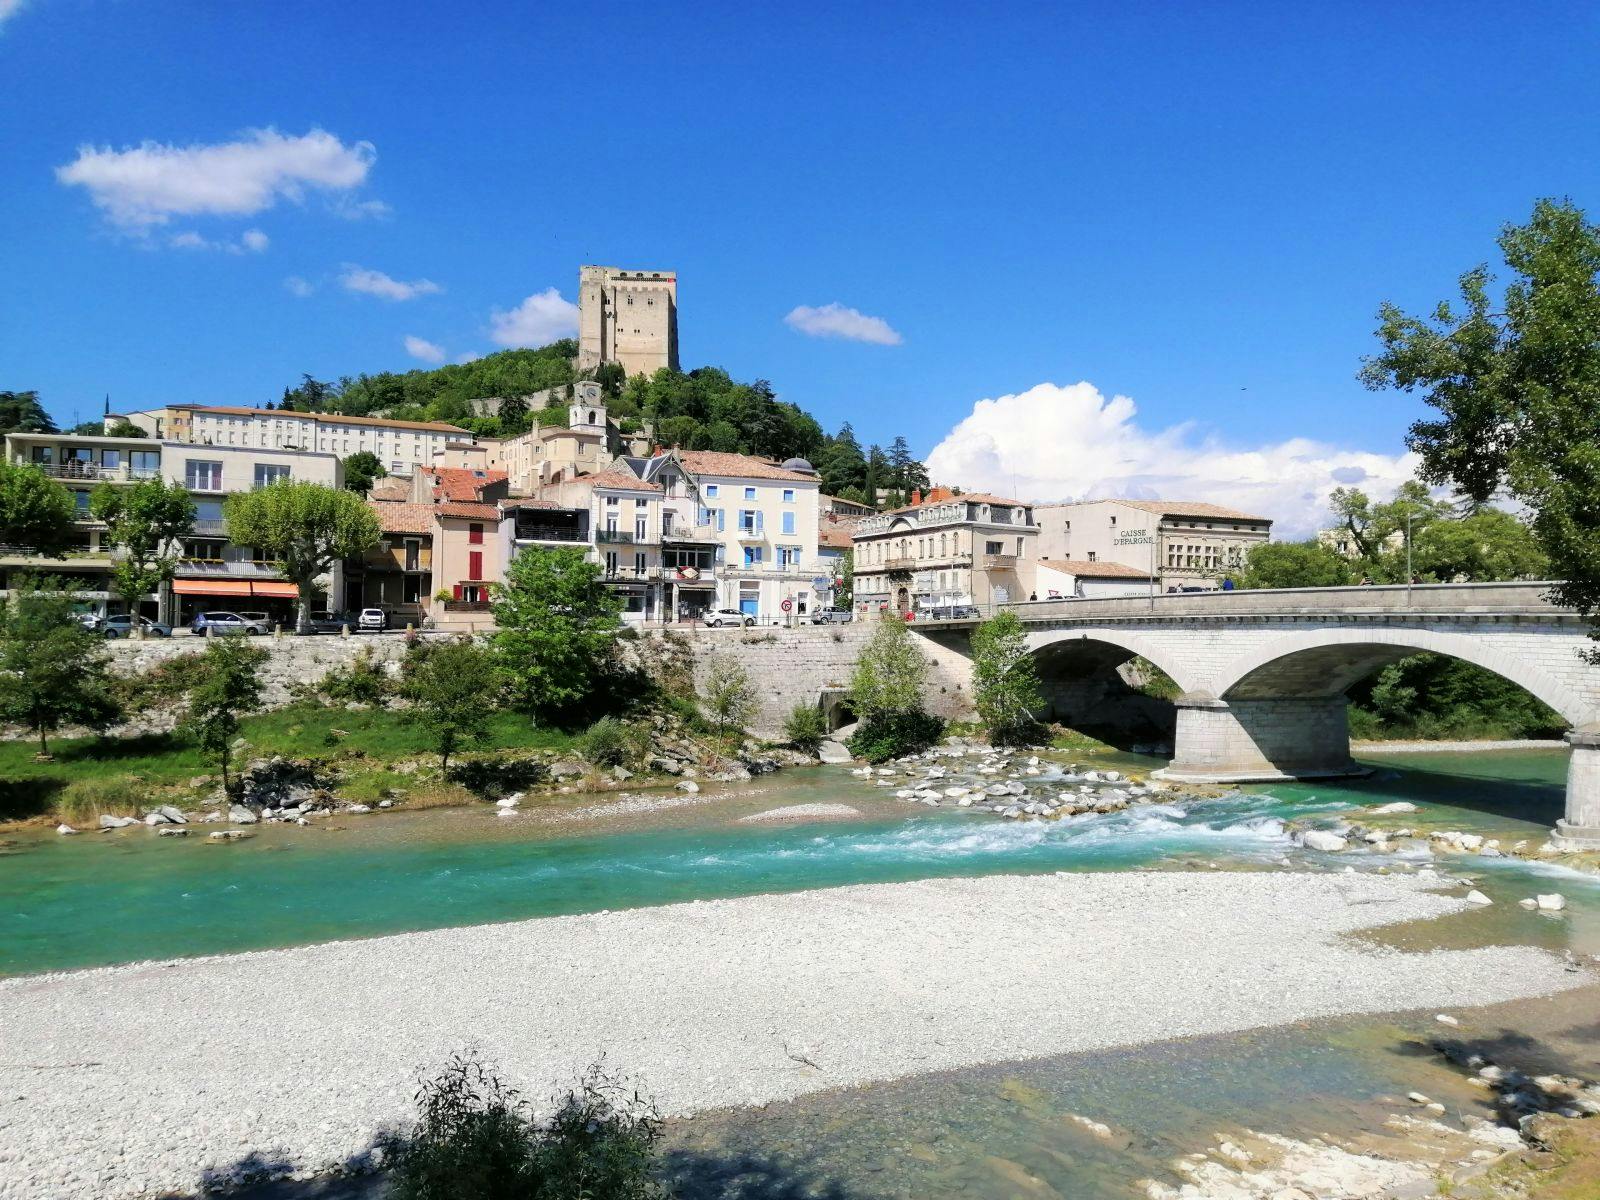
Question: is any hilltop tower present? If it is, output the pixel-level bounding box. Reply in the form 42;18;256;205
576;265;679;377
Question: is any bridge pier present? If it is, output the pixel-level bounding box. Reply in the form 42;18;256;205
1552;731;1600;851
1157;695;1364;783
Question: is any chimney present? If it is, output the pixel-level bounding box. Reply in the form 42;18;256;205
909;487;922;506
927;485;954;503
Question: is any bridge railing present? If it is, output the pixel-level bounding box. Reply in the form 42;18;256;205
917;581;1570;624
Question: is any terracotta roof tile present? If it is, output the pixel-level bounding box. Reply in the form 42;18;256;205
675;450;816;482
817;522;856;549
583;467;663;493
887;491;1028;515
421;467;509;501
369;502;435;534
435;501;502;520
1116;499;1270;523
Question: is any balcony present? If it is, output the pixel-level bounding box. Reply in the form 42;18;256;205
735;526;767;543
885;556;915;570
190;518;229;536
176;557;285;579
597;529;655;545
661;528;720;545
442;599;492;614
514;524;586;543
25;461;161;484
979;553;1019;570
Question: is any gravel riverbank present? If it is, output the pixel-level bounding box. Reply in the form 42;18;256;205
0;872;1587;1198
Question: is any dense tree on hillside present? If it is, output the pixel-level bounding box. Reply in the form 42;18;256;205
1360;198;1600;643
819;423;867;495
0;391;56;435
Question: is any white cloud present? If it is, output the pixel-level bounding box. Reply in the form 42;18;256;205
339;264;441;302
330;195;393;221
404;335;446;364
56;127;376;229
456;351;482;364
283;275;315;297
923;380;1419;539
489;288;579;348
166;227;270;254
0;0;27;29
784;302;902;346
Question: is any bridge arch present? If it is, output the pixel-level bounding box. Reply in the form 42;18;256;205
1024;628;1203;695
1213;627;1593;726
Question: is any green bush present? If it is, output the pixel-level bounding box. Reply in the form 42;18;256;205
316;649;391;706
782;703;827;753
577;716;651;768
847;711;945;763
113;652;210;714
387;1054;667;1200
56;774;147;822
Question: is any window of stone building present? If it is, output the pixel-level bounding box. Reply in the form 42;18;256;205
1110;515;1117;526
1087;551;1097;562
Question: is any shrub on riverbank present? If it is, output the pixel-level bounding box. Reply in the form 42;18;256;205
578;716;651;769
848;711;946;763
387;1054;667;1200
56;774;146;822
1346;653;1568;741
847;616;943;761
783;703;827;753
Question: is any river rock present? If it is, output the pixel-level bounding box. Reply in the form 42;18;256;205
1536;893;1567;911
55;823;77;835
208;829;248;841
496;794;522;808
1371;801;1419;815
346;804;372;814
1465;890;1493;905
157;827;190;837
676;779;700;793
1302;830;1349;853
226;805;258;824
98;814;139;829
1519;898;1540;909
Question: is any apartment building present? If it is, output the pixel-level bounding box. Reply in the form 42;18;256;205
674;451;826;621
1033;499;1272;590
851;488;1037;614
2;432;341;623
113;405;471;477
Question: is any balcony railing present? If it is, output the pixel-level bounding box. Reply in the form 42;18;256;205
596;529;646;544
22;461;161;483
176;557;285;578
661;529;719;544
514;525;586;543
442;600;492;613
190;518;229;536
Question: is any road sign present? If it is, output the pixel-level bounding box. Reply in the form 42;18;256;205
780;598;793;613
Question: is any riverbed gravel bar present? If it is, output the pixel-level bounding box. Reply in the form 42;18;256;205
0;872;1587;1198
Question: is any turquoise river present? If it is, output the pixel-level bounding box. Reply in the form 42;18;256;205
4;745;1600;1198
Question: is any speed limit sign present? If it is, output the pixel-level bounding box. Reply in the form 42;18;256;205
780;598;793;613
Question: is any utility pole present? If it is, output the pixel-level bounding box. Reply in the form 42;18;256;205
1405;511;1415;608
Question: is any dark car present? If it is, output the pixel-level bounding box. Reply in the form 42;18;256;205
306;611;357;634
100;614;173;639
189;611;269;636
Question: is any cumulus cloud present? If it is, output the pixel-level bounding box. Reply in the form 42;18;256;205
1;0;28;29
56;127;376;229
489;288;579;348
283;275;315;297
784;302;902;346
339;264;441;302
404;335;446;364
166;227;270;254
923;380;1419;539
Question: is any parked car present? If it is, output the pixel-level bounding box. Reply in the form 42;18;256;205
357;607;387;632
71;611;103;631
809;608;854;624
702;608;756;628
100;614;172;639
306;611;356;635
189;611;269;636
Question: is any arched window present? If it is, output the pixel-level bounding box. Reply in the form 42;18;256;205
940;533;947;557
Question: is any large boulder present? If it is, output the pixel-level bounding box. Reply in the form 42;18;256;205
227;805;259;825
98;814;139;829
1302;830;1349;853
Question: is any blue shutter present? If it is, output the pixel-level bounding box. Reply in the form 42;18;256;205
716;509;725;532
756;510;765;532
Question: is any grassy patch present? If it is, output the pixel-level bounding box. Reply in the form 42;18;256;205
0;703;580;824
1467;1115;1600;1199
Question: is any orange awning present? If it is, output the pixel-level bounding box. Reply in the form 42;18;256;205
171;580;298;598
173;579;252;596
249;581;298;598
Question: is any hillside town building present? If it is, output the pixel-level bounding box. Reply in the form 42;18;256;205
1033;499;1272;590
112;404;471;477
851;488;1038;614
576;265;679;377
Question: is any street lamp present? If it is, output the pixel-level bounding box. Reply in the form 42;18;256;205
1405;511;1415;608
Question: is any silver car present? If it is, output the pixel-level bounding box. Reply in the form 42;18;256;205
189;611;270;636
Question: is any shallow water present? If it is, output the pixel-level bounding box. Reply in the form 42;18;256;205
7;744;1600;1198
3;746;1597;977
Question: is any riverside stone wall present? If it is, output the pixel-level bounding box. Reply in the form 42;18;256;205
94;624;977;737
639;623;976;735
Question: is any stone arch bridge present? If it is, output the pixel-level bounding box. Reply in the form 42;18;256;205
918;582;1600;849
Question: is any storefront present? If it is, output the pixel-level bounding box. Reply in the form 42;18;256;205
170;578;300;627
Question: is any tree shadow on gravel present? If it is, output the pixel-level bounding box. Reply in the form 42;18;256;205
146;1144;865;1200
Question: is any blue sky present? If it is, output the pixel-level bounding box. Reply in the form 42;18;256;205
5;1;1599;530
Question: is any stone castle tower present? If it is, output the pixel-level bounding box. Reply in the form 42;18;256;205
576;265;680;378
